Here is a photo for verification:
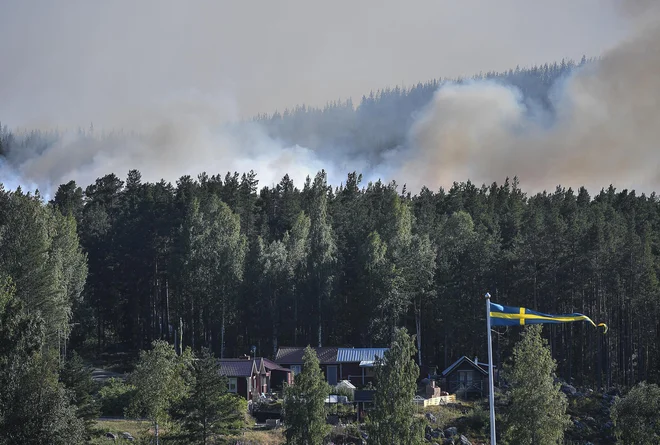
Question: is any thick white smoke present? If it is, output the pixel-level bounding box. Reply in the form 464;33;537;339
400;0;660;194
0;0;654;196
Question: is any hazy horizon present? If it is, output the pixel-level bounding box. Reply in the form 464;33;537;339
2;0;658;197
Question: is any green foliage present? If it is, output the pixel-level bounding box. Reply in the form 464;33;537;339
60;351;100;434
367;327;424;445
0;279;85;444
611;382;660;444
175;347;244;444
465;403;489;435
1;352;86;445
283;346;332;445
98;378;136;417
334;385;355;401
128;340;192;436
503;325;571;445
0;189;87;350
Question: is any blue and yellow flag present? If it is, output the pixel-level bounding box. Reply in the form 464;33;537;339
489;302;608;333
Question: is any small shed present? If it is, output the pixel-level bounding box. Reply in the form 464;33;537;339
440;356;492;400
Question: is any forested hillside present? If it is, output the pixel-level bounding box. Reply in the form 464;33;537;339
1;56;658;395
2;167;657;391
252;57;588;158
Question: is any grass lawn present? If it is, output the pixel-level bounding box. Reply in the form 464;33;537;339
89;418;285;444
89;418;152;443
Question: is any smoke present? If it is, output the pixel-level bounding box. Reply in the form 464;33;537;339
0;0;651;196
400;0;660;194
0;101;357;197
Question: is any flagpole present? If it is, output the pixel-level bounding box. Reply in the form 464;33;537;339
485;292;496;445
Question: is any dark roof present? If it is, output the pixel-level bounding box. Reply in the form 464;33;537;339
275;347;339;364
441;356;488;377
256;357;292;373
218;359;256;377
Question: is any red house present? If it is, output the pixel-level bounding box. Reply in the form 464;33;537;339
275;347;388;388
219;356;293;400
218;358;260;400
255;357;294;393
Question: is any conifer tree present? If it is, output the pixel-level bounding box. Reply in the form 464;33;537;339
366;327;423;445
177;347;244;445
611;382;660;445
283;346;331;445
504;325;570;445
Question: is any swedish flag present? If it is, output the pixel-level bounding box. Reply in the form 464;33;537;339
489;302;608;333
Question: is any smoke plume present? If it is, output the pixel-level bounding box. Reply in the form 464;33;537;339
401;0;660;193
0;0;652;196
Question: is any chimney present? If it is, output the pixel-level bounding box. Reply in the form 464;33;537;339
241;354;251;360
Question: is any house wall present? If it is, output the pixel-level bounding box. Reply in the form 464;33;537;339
338;363;375;387
237;377;249;399
269;370;290;390
445;362;488;397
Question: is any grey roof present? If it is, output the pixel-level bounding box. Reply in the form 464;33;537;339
275;347;339;364
336;347;388;363
218;359;256;377
441;356;488;377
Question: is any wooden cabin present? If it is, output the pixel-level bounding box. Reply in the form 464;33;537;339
275;346;388;388
440;356;494;399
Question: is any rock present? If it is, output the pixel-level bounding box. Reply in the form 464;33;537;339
105;432;117;440
443;439;453;445
426;425;433;435
431;428;443;439
444;426;458;437
561;384;577;395
573;420;585;430
459;435;472;445
426;412;437;423
585;416;596;425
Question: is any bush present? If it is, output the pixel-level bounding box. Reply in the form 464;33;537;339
465;403;489;433
611;382;660;445
98;378;136;417
335;385;355;401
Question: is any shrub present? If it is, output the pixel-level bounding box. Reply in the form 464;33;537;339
466;403;489;433
335;385;355;401
98;378;136;417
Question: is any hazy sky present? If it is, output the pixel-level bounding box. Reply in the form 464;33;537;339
0;0;628;129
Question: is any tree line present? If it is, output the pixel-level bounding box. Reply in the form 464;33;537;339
2;165;657;390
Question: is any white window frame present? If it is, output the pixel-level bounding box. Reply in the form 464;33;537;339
228;377;238;393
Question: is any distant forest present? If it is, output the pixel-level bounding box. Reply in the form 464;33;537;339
251;56;590;161
2;55;657;393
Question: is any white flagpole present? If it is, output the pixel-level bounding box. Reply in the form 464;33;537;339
485;292;496;445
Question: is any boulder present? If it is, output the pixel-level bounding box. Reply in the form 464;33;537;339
426;412;437;423
459;435;472;445
561;384;577;396
444;426;458;437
